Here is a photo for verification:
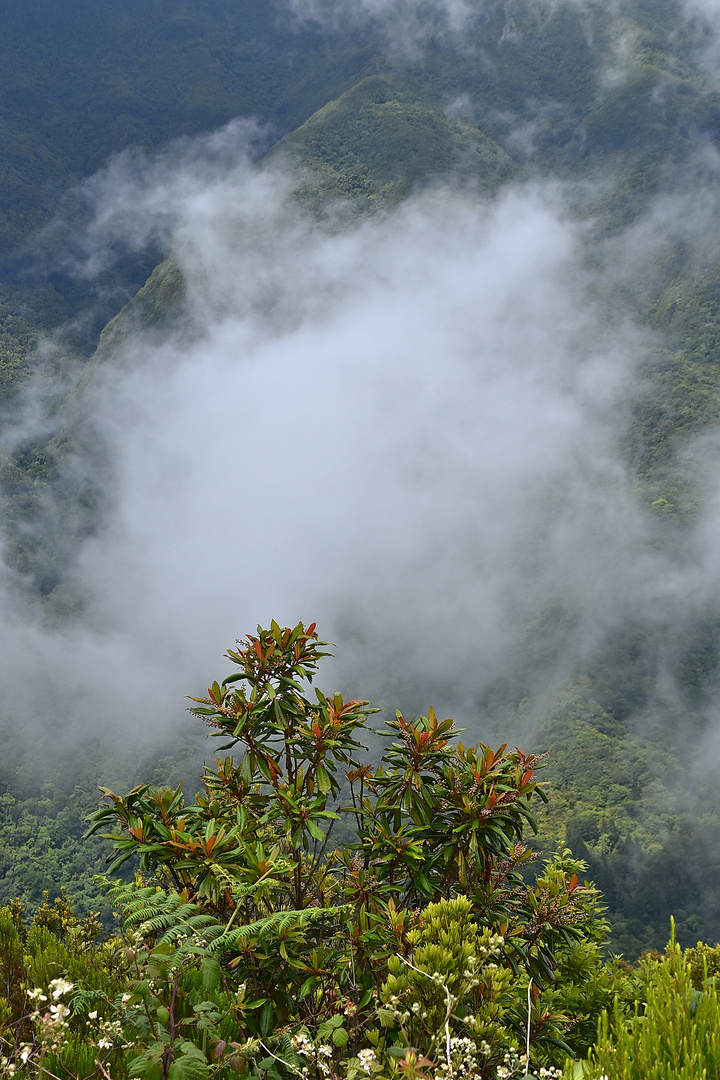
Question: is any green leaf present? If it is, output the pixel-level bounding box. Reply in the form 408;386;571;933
377;1008;396;1028
414;871;433;898
306;819;325;841
316;764;332;795
177;1041;208;1060
332;1026;348;1047
300;976;318;998
260;998;274;1036
201;956;221;992
318;1014;345;1038
127;1046;166;1078
167;1056;209;1080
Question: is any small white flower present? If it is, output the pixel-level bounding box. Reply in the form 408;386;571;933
49;978;74;998
88;1010;98;1020
358;1048;377;1074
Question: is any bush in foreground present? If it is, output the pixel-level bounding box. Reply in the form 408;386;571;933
577;924;720;1079
3;622;610;1079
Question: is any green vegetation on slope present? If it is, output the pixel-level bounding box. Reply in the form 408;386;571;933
280;74;515;211
0;0;382;405
7;0;720;967
0;0;379;252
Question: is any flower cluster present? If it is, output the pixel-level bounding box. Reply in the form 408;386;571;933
474;935;505;962
95;1017;126;1050
290;1032;335;1078
434;1035;493;1080
496;1049;563;1080
0;983;72;1074
357;1048;377;1074
384;992;433;1026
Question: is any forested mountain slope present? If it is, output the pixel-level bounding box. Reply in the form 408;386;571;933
5;0;720;958
0;0;379;392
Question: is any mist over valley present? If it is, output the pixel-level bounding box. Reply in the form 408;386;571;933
4;0;720;958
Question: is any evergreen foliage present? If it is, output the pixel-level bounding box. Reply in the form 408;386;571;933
0;622;614;1078
7;0;720;993
3;626;720;1077
581;927;720;1080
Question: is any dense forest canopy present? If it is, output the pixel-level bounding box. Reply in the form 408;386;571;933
5;0;720;987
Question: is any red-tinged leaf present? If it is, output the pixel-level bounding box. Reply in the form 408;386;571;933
213;1042;226;1060
253;639;263;661
568;874;578;892
307;622;316;636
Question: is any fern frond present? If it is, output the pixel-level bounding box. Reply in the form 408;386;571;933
207;903;352;954
210;862;287;902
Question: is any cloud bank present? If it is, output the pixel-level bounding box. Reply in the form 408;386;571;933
5;120;720;757
0;135;646;738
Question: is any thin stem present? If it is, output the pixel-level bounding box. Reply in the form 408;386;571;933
162;971;179;1080
398;955;453;1080
305;817;337;886
526;978;533;1069
257;1039;305;1077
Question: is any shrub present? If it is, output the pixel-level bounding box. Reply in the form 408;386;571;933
3;622;611;1079
582;923;720;1080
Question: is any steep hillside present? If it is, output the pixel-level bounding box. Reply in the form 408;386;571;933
0;0;381;399
6;0;720;956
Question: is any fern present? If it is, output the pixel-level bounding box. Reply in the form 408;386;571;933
208;903;352;953
209;861;287;904
107;886;224;962
69;985;108;1017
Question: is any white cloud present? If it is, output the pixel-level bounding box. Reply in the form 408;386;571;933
283;0;478;54
42;153;658;731
5;120;720;750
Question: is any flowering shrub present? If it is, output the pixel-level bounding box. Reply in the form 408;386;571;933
1;622;612;1080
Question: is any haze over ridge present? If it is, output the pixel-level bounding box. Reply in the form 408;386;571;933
8;0;720;947
1;126;719;752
